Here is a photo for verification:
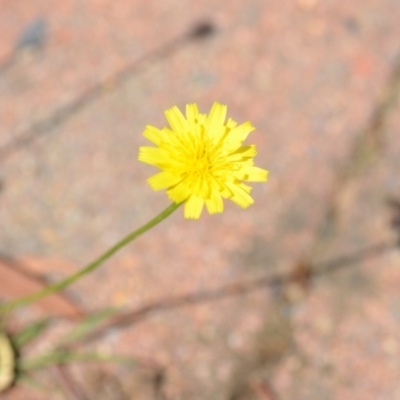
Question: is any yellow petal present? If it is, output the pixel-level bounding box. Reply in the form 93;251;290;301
205;190;224;214
186;103;200;122
225;182;254;208
226;145;257;162
138;147;170;166
148;171;182;190
228;121;255;143
184;195;204;219
236;166;269;182
238;182;253;193
206;102;227;133
212;118;240;146
167;181;191;203
193;177;212;198
226;118;238;130
143;125;166;145
165;106;188;133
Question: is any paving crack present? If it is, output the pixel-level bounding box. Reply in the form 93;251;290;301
311;51;400;256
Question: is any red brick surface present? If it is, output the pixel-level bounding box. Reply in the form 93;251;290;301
1;0;400;399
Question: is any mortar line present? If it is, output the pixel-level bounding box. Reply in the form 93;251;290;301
310;51;400;258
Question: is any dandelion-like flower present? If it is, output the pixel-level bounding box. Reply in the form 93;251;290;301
139;102;269;219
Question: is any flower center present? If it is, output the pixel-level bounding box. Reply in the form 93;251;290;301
192;157;210;175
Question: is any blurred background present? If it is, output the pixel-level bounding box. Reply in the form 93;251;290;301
1;0;400;399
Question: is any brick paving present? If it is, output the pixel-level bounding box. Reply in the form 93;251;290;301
1;0;400;399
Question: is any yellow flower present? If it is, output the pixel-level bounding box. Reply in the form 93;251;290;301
139;102;269;219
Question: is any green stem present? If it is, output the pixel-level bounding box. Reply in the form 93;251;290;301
20;350;137;371
0;202;181;312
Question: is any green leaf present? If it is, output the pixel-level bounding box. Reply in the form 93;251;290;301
18;373;52;392
12;318;53;348
21;349;137;371
58;308;119;345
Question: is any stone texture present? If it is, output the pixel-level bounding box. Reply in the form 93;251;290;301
1;0;400;399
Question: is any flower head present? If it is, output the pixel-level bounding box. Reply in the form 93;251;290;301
139;102;269;219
